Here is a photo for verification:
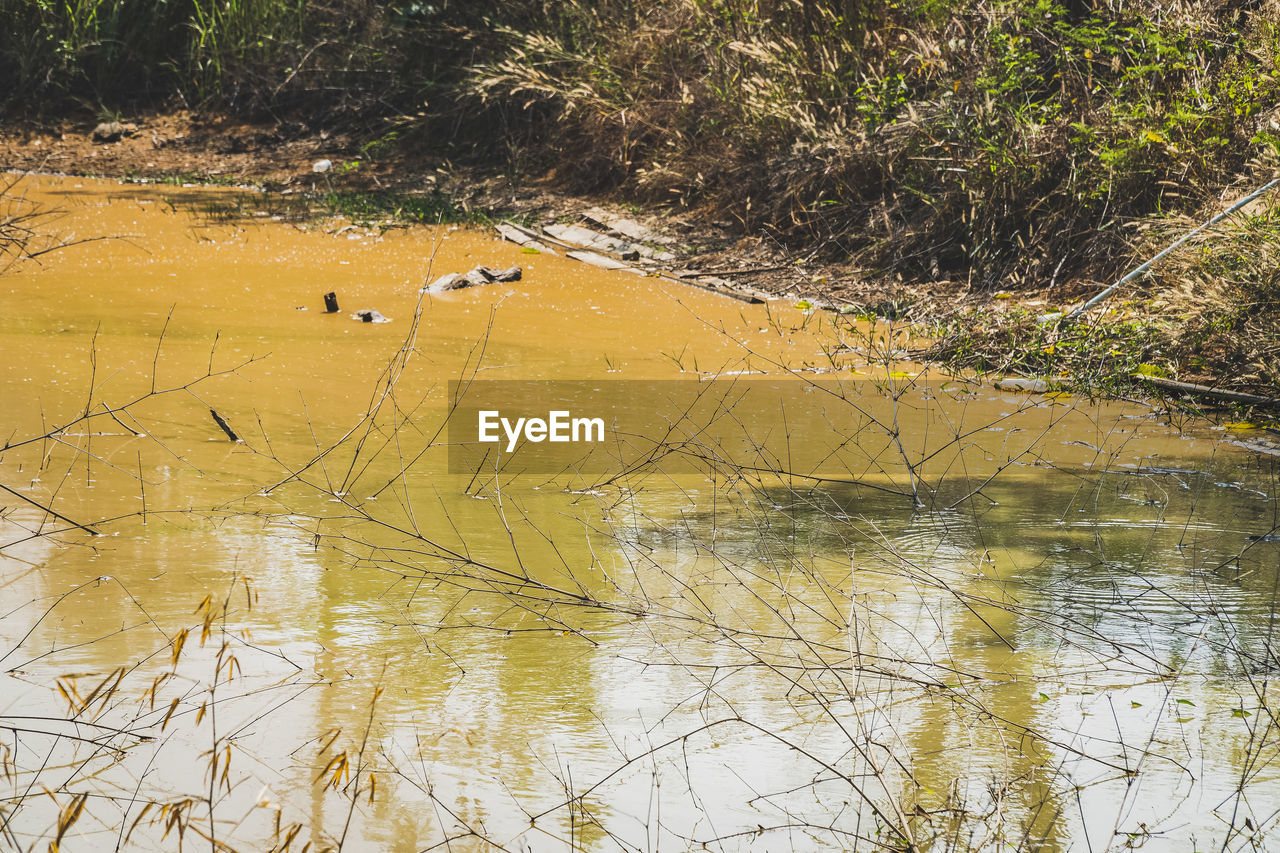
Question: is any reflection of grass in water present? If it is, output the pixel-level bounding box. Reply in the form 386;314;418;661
0;175;122;273
167;184;487;232
5;297;1280;850
527;455;1278;849
280;355;1280;849
0;573;404;851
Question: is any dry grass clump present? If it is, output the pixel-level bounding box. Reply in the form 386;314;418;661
1138;193;1280;388
467;0;1280;294
927;183;1280;397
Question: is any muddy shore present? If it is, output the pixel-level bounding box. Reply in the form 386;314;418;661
4;110;1279;412
0;111;1011;312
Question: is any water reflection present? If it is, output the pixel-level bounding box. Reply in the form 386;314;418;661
2;176;1279;850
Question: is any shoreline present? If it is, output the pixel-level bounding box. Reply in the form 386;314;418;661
4;111;1279;419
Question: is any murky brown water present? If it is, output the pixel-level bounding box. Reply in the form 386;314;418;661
3;176;1280;851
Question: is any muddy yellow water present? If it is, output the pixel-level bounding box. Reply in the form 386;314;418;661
3;176;1280;851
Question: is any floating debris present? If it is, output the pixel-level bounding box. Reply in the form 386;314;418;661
352;309;390;323
495;218;763;303
564;250;643;272
423;265;523;293
496;222;557;254
1133;374;1280;408
545;223;675;262
670;270;766;303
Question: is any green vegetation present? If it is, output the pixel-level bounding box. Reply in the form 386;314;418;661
5;0;1276;278
316;188;465;225
930;197;1280;400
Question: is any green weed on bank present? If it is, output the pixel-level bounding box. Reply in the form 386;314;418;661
929;196;1280;399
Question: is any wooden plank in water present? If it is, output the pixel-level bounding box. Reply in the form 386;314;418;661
546;223;675;262
562;249;760;300
565;250;644;272
656;272;764;303
495;221;558;254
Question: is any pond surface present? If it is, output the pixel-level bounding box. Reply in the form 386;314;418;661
2;176;1279;851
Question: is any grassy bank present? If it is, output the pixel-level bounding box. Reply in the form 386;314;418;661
926;194;1280;405
3;0;1279;398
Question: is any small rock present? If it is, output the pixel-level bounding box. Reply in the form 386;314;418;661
92;121;137;143
351;309;390;323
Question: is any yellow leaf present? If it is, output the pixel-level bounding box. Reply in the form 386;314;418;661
161;697;180;731
171;628;188;667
